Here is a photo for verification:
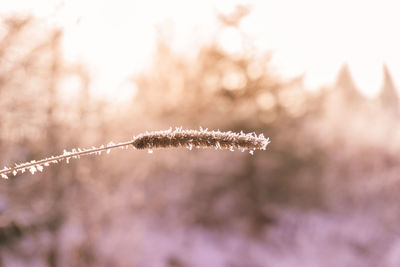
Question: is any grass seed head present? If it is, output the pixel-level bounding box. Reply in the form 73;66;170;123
0;128;269;179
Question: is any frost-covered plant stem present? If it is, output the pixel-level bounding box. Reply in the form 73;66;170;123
0;127;269;179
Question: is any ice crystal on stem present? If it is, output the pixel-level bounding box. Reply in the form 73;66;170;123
0;128;269;179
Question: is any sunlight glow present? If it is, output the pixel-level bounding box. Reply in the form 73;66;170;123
1;0;400;97
242;0;400;95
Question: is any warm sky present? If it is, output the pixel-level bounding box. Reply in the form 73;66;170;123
2;0;400;98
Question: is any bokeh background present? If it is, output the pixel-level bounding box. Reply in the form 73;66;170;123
1;1;400;266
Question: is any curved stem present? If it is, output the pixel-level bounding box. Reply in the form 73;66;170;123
1;128;269;179
0;140;133;178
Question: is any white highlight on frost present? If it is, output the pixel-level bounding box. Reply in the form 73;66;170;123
29;166;36;174
0;128;270;179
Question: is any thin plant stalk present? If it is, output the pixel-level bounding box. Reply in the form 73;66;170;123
0;127;269;179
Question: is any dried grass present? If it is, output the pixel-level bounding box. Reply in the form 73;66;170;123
0;127;269;179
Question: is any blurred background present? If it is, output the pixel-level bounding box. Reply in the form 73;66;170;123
1;1;400;266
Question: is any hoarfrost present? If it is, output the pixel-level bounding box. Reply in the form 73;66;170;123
29;166;36;174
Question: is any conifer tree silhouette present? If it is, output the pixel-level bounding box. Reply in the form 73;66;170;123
379;64;399;113
335;64;364;105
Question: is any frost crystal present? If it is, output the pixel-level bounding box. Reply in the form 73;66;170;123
29;166;36;174
0;128;269;179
